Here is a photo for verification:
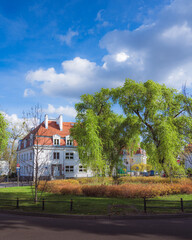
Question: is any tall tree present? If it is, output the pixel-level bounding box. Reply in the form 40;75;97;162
71;88;140;176
7;121;27;176
0;113;9;157
22;104;50;202
113;79;192;176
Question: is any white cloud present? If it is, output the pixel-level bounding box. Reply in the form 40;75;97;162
24;88;35;97
166;63;192;89
116;52;129;62
95;9;109;27
26;0;192;98
0;111;39;139
1;112;23;127
99;0;192;86
161;22;192;44
26;57;109;97
0;111;27;135
58;28;78;46
95;9;104;22
45;104;76;118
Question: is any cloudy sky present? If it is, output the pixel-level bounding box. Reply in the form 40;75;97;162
1;0;192;124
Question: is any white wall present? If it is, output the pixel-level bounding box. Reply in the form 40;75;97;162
18;146;93;178
0;160;9;175
121;153;147;172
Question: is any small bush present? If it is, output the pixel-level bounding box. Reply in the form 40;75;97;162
60;184;82;195
38;178;192;198
118;176;192;184
77;177;113;185
38;179;80;194
81;185;107;197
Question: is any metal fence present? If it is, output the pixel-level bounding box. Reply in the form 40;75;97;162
0;198;192;215
0;198;73;213
144;198;192;213
108;198;192;215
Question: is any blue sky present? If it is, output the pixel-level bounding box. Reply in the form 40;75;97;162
1;0;192;124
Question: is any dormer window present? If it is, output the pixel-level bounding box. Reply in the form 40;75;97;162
54;139;59;145
30;134;33;146
18;140;22;150
24;139;27;148
67;139;73;146
66;135;73;146
53;135;60;146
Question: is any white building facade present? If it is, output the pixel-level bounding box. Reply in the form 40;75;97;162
120;148;147;175
17;115;93;180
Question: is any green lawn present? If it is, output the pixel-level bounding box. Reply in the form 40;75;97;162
0;186;192;215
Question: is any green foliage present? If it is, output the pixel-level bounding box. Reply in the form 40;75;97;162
71;88;140;175
139;163;152;172
71;79;192;177
113;79;192;176
0;113;9;157
186;168;192;175
131;164;141;172
71;109;104;173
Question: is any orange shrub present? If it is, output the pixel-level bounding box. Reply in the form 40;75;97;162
38;179;192;198
60;184;82;195
82;183;192;198
118;176;192;184
81;185;107;197
77;177;113;185
37;179;80;194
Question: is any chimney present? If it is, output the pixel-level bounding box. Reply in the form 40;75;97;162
45;114;48;129
56;115;63;131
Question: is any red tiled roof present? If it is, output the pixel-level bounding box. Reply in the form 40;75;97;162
19;121;77;150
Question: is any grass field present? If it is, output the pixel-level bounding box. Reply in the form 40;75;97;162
0;186;192;215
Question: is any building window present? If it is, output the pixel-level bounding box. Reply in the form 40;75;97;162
79;165;87;172
53;152;60;160
66;139;73;146
66;135;73;146
54;139;60;145
18;140;22;150
53;135;61;146
30;152;33;160
65;152;74;159
24;139;27;148
124;159;128;164
30;134;33;146
65;165;74;172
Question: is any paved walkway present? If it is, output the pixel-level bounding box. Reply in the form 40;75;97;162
0;182;30;188
0;212;191;240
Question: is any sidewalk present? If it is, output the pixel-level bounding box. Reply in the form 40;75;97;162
1;208;192;220
0;182;30;188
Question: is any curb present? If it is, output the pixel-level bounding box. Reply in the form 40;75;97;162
1;209;192;220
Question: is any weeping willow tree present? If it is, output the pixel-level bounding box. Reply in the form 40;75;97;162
71;79;192;178
113;79;192;177
71;88;140;176
72;109;104;174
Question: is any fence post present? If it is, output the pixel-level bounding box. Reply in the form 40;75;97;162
16;198;19;209
144;197;147;213
181;198;184;212
42;198;45;211
70;199;73;212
